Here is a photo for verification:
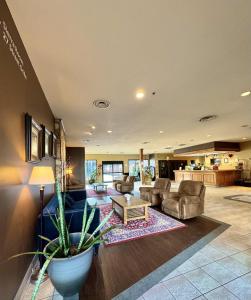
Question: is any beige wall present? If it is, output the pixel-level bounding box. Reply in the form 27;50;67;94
86;153;201;180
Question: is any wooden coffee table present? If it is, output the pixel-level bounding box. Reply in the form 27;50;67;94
110;196;150;225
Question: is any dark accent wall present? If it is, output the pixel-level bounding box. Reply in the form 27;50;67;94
66;147;85;187
0;1;55;299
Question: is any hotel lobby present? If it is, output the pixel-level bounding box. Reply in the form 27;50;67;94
1;1;251;299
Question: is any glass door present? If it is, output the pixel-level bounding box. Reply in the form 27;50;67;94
102;161;124;182
85;160;97;182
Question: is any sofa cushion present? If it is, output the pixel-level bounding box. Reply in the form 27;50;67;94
179;180;203;196
43;195;58;215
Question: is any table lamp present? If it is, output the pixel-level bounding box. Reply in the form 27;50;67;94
29;166;55;268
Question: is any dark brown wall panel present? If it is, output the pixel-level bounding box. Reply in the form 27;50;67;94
66;147;85;186
0;1;55;299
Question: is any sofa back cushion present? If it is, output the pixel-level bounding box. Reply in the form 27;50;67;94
179;180;203;196
122;175;128;182
43;195;58;215
126;176;135;184
154;178;170;190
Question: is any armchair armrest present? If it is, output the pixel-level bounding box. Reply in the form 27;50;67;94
139;187;152;193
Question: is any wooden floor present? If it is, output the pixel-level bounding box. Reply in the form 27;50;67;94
80;215;222;300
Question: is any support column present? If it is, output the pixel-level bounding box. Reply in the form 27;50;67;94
139;148;144;185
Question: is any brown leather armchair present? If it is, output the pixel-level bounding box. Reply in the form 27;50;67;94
139;178;171;206
116;176;135;193
113;175;128;190
162;180;206;219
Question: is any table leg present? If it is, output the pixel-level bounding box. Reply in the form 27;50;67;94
145;206;148;221
124;208;127;225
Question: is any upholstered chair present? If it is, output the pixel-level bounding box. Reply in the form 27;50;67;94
113;175;128;189
139;178;171;206
162;180;206;219
116;176;135;193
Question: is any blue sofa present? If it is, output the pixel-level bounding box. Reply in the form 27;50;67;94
37;190;100;253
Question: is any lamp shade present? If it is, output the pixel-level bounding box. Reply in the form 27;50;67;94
29;166;55;185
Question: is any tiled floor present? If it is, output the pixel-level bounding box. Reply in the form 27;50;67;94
21;183;251;300
141;184;251;300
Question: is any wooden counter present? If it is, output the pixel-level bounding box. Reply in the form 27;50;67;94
174;170;241;186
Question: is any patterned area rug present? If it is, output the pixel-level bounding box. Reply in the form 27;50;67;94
86;188;121;197
224;194;251;204
100;204;186;245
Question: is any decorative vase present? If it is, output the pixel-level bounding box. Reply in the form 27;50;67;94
44;233;93;300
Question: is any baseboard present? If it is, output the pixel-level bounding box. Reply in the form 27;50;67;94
14;255;38;300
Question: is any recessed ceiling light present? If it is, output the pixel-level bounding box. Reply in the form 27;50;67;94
91;126;96;129
207;134;212;137
142;141;150;144
241;91;251;97
136;89;145;99
179;143;186;146
84;132;92;136
93;99;110;108
242;137;248;140
241;125;249;128
107;130;112;133
159;131;164;134
83;139;90;143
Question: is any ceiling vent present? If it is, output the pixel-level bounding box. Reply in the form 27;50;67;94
199;115;217;122
93;99;110;109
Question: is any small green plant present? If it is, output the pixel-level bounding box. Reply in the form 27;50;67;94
89;169;98;184
9;181;114;300
143;166;153;179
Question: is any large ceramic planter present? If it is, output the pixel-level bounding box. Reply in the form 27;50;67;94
44;233;93;300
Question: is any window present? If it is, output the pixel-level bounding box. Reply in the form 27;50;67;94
85;160;97;181
102;161;124;182
128;159;149;180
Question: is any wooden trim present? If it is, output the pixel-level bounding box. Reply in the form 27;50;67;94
174;141;240;155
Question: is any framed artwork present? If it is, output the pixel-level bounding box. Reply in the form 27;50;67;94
25;113;42;162
49;132;57;158
41;125;51;157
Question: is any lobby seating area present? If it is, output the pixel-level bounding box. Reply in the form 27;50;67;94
1;1;251;300
140;178;171;206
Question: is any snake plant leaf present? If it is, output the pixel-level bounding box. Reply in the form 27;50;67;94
77;205;96;251
83;225;116;249
8;251;48;261
38;235;52;244
56;182;67;251
32;248;59;300
84;209;114;245
77;201;88;252
46;209;59;232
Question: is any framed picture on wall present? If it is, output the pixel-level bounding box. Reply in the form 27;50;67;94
41;125;51;157
25;113;42;162
49;132;57;158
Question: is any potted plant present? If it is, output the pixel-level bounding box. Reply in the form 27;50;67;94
143;166;153;185
88;169;97;184
10;182;114;300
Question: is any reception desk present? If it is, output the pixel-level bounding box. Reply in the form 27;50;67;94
174;170;241;187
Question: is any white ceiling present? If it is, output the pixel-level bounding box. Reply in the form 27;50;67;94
7;0;251;154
